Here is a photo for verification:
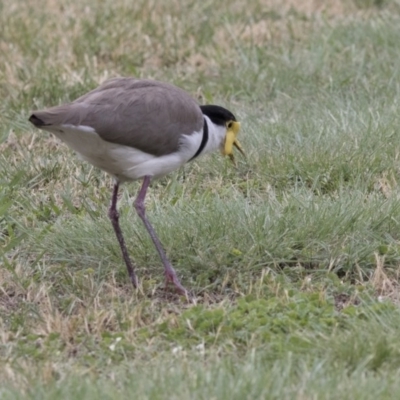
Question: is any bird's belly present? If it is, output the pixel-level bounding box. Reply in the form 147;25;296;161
48;125;186;182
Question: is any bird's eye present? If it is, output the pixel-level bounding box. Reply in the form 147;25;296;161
227;121;233;129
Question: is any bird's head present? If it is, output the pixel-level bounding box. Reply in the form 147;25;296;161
200;105;245;164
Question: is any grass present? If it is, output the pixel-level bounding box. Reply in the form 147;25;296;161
2;0;400;398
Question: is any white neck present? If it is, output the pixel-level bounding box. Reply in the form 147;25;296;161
178;116;226;163
201;115;226;156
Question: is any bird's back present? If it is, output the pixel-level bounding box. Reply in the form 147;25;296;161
31;78;204;157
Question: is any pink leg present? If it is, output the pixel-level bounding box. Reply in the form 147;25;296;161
108;182;138;288
134;176;187;296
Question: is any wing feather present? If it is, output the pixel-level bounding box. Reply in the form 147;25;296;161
30;78;203;156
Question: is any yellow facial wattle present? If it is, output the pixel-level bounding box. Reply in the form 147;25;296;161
222;121;245;163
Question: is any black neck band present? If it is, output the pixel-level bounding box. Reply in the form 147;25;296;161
189;118;209;162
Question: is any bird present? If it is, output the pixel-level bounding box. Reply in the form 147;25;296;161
29;77;245;295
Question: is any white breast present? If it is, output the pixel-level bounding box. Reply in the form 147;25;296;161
43;124;205;182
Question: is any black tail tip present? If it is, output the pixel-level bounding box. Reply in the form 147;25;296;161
29;114;45;127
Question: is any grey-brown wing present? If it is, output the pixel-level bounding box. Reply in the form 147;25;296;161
31;78;204;157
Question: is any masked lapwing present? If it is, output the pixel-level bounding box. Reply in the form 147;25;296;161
29;77;244;295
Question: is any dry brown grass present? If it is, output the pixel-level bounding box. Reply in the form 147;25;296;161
0;0;385;99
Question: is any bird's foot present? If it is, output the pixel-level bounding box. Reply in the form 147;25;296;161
164;267;188;297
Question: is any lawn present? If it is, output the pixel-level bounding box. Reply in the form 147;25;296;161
2;0;400;398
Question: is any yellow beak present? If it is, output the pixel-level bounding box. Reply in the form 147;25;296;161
222;121;245;164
